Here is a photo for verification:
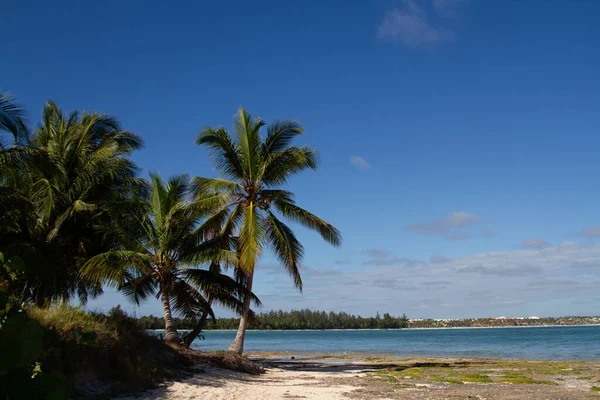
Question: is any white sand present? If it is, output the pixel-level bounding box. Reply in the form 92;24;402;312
119;366;365;400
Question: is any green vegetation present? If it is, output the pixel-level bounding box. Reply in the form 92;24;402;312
195;108;341;353
138;309;410;330
0;254;68;399
1;94;339;353
26;305;210;397
1;101;144;306
371;359;595;388
1;92;338;395
80;173;259;346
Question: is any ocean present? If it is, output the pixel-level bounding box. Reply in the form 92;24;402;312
183;326;600;360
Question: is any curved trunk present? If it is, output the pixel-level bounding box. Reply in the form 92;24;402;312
182;305;211;348
228;271;254;354
160;288;180;343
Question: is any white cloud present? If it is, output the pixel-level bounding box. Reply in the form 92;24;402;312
350;155;372;170
521;238;550;249
377;1;454;48
406;211;483;240
251;242;600;318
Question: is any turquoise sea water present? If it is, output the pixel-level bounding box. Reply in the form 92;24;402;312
181;326;600;360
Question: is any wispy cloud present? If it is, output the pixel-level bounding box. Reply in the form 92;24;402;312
458;264;543;277
432;0;466;17
406;211;484;240
362;248;414;266
377;0;455;48
578;226;600;238
334;259;353;265
364;248;390;258
350;156;372;170
521;238;551;249
362;257;413;266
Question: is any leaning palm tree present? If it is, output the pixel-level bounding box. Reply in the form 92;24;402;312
81;173;257;343
0;101;144;305
195;108;341;354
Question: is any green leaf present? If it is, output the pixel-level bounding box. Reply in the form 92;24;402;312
32;362;43;377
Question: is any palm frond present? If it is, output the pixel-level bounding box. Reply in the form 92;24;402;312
170;280;215;320
235;108;264;182
0;91;28;147
238;203;265;273
121;272;157;306
196;127;244;179
274;199;342;246
191;176;241;195
265;210;304;290
80;250;152;287
183;268;261;308
263;120;304;154
261;146;318;186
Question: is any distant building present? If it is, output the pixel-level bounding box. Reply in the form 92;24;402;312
495;316;509;320
528;316;541;320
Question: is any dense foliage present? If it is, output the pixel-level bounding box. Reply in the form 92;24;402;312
1;100;145;305
137;309;410;330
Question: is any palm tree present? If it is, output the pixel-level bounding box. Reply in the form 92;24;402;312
0;101;144;305
81;173;258;343
195;108;341;354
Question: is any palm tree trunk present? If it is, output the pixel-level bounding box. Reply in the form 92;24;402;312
160;288;180;343
182;307;211;348
35;286;46;307
228;271;254;354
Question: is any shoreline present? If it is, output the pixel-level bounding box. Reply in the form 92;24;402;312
245;350;600;362
149;323;600;332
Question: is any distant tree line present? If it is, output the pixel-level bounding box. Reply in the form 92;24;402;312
137;309;410;330
408;316;600;328
136;312;600;331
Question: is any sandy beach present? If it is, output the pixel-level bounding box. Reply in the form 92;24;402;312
119;354;600;400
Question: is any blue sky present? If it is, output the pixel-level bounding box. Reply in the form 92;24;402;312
3;0;600;318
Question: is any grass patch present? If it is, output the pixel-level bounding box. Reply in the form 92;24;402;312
461;373;493;383
431;376;464;384
28;304;118;345
394;367;426;379
592;386;600;392
500;374;556;385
